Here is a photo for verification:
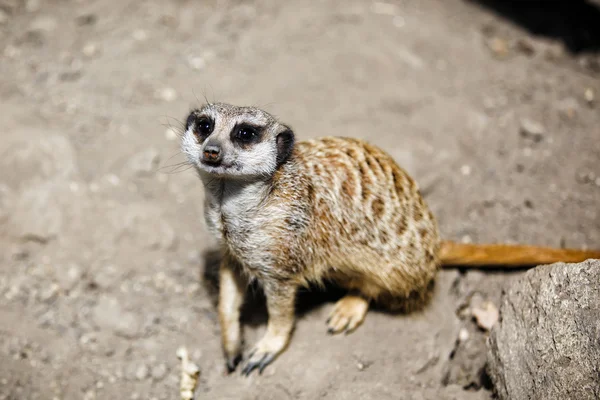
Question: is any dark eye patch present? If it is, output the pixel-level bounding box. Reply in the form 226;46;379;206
231;123;263;147
185;112;214;141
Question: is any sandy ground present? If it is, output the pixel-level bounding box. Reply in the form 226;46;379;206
1;0;599;399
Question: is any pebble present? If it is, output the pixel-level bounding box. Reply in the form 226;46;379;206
596;177;600;187
132;29;148;41
584;88;595;104
135;364;149;380
55;264;82;292
106;174;120;186
461;235;473;244
487;37;509;58
458;328;469;342
515;38;535;56
151;363;169;381
38;284;59;303
519;118;545;142
460;165;472;176
82;43;100;58
472;301;499;331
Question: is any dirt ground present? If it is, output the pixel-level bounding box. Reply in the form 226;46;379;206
1;0;599;399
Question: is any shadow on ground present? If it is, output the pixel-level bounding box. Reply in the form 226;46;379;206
470;0;600;53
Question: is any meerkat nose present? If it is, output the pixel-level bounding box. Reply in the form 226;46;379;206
202;144;222;164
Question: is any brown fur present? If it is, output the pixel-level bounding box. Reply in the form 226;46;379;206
180;103;599;376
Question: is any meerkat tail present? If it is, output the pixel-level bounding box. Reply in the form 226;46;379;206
439;240;600;268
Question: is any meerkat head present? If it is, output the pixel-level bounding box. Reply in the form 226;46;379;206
181;103;295;180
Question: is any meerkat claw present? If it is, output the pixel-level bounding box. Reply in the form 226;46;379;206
241;352;275;376
226;354;242;373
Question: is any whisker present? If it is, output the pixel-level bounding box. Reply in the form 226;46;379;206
160;164;195;175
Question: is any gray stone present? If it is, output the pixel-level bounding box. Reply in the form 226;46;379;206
487;260;600;400
519;118;545;142
53;263;82;292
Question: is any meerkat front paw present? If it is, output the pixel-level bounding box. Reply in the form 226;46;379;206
326;295;369;334
240;333;288;376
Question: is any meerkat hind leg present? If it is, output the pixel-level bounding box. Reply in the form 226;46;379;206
326;293;369;335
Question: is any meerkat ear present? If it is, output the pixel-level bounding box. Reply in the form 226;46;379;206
276;128;295;166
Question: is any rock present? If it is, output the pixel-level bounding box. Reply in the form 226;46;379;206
92;296;143;338
515;38;535;56
487;37;509;59
135;364;149;380
82;43;100;58
53;264;82;292
584;88;595;104
127;148;160;176
519;118;545;142
487;260;600;400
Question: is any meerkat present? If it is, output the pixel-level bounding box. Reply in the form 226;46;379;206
180;102;600;376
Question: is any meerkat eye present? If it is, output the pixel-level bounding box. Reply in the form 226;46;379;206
195;118;214;136
235;126;258;142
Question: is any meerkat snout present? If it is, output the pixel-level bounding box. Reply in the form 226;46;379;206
202;142;222;165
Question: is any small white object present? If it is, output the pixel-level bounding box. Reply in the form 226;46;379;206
472;301;499;331
132;29;148;41
584;88;595;103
